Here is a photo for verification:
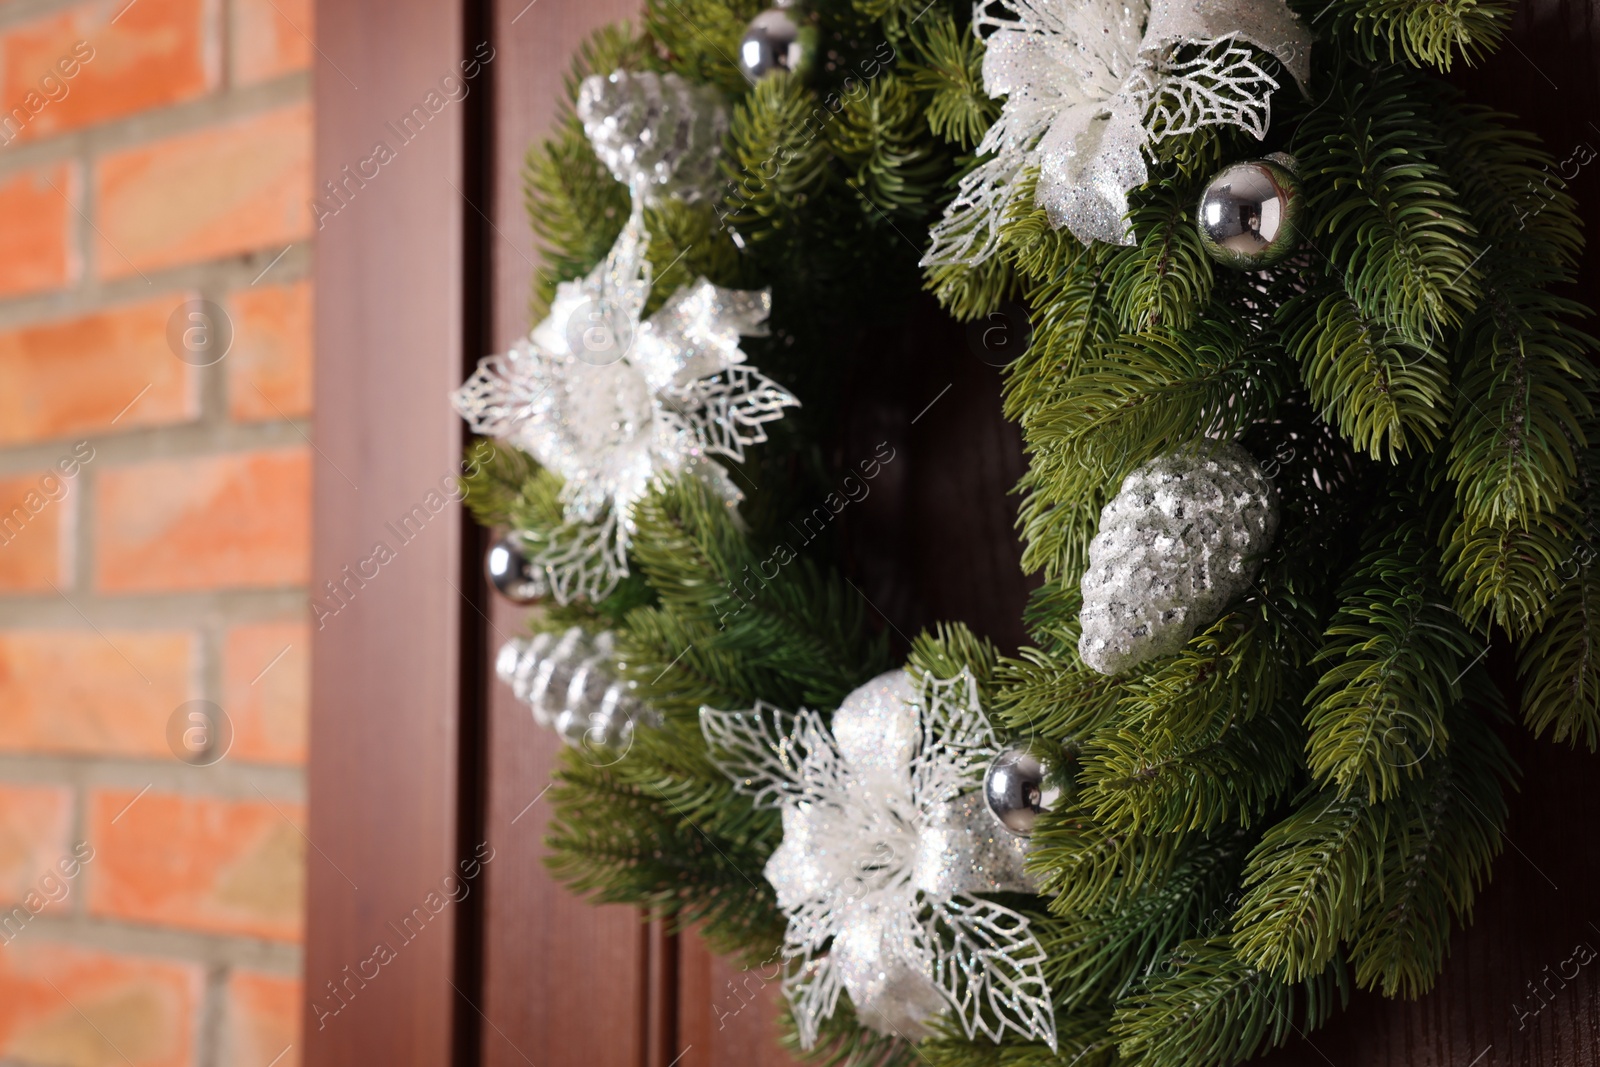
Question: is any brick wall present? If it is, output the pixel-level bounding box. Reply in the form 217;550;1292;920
0;1;313;1065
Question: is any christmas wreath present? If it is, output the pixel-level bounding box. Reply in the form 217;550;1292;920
452;0;1598;1059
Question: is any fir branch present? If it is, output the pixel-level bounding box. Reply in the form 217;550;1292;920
1348;700;1513;996
1028;808;1189;917
909;621;1003;696
1304;519;1477;803
1280;282;1448;461
545;756;786;954
1290;63;1482;345
827;72;949;219
645;0;759;94
1518;561;1600;751
1230;788;1384;981
1106;180;1216;335
1315;0;1511;71
1024;320;1294;477
1041;830;1252;1010
1079;700;1302;835
919;1008;1119;1067
1111;938;1347;1067
1445;288;1594;530
993;643;1123;743
722;73;835;238
1442;505;1573;636
779;999;926;1067
905;11;997;150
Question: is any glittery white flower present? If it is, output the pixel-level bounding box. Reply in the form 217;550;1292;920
701;670;1057;1050
924;0;1311;261
452;207;798;603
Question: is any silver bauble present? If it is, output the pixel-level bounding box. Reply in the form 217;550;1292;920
577;69;729;203
983;745;1060;837
494;627;657;752
1195;157;1304;269
1078;444;1279;675
737;7;815;83
485;533;545;604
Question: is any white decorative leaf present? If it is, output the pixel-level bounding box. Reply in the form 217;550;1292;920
1146;37;1281;141
910;670;999;820
520;511;629;605
782;947;846;1050
924;895;1058;1050
672;363;800;463
700;704;844;809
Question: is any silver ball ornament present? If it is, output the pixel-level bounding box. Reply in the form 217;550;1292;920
485;533;545;604
983;745;1061;837
737;7;815;83
1196;157;1304;269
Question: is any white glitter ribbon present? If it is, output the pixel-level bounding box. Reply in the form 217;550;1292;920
924;0;1311;260
701;670;1056;1050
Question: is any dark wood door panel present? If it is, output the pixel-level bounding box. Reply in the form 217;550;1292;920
307;1;473;1065
679;935;803;1067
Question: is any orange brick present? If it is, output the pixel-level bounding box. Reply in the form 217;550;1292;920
0;0;214;144
0;940;201;1067
0;785;73;913
226;971;301;1067
0;630;193;757
0;163;77;296
228;279;312;422
95;449;310;592
89;790;305;941
95;103;311;277
0;298;197;445
233;0;312;85
0;471;76;592
222;621;308;764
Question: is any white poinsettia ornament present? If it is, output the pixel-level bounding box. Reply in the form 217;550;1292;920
452;68;796;604
924;0;1311;262
701;670;1057;1050
452;211;795;602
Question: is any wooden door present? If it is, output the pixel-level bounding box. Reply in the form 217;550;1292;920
307;0;1600;1065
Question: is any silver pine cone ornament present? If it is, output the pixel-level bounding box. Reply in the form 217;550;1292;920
495;627;658;752
1079;444;1279;675
577;69;729;203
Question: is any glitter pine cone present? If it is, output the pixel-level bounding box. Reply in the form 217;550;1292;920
495;627;658;751
577;69;729;203
1078;444;1279;675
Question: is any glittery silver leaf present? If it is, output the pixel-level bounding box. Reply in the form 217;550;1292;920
783;948;847;1049
577;70;729;204
918;896;1057;1047
1079;444;1279;675
700;670;1056;1050
494;627;660;754
923;0;1310;261
451;202;797;603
